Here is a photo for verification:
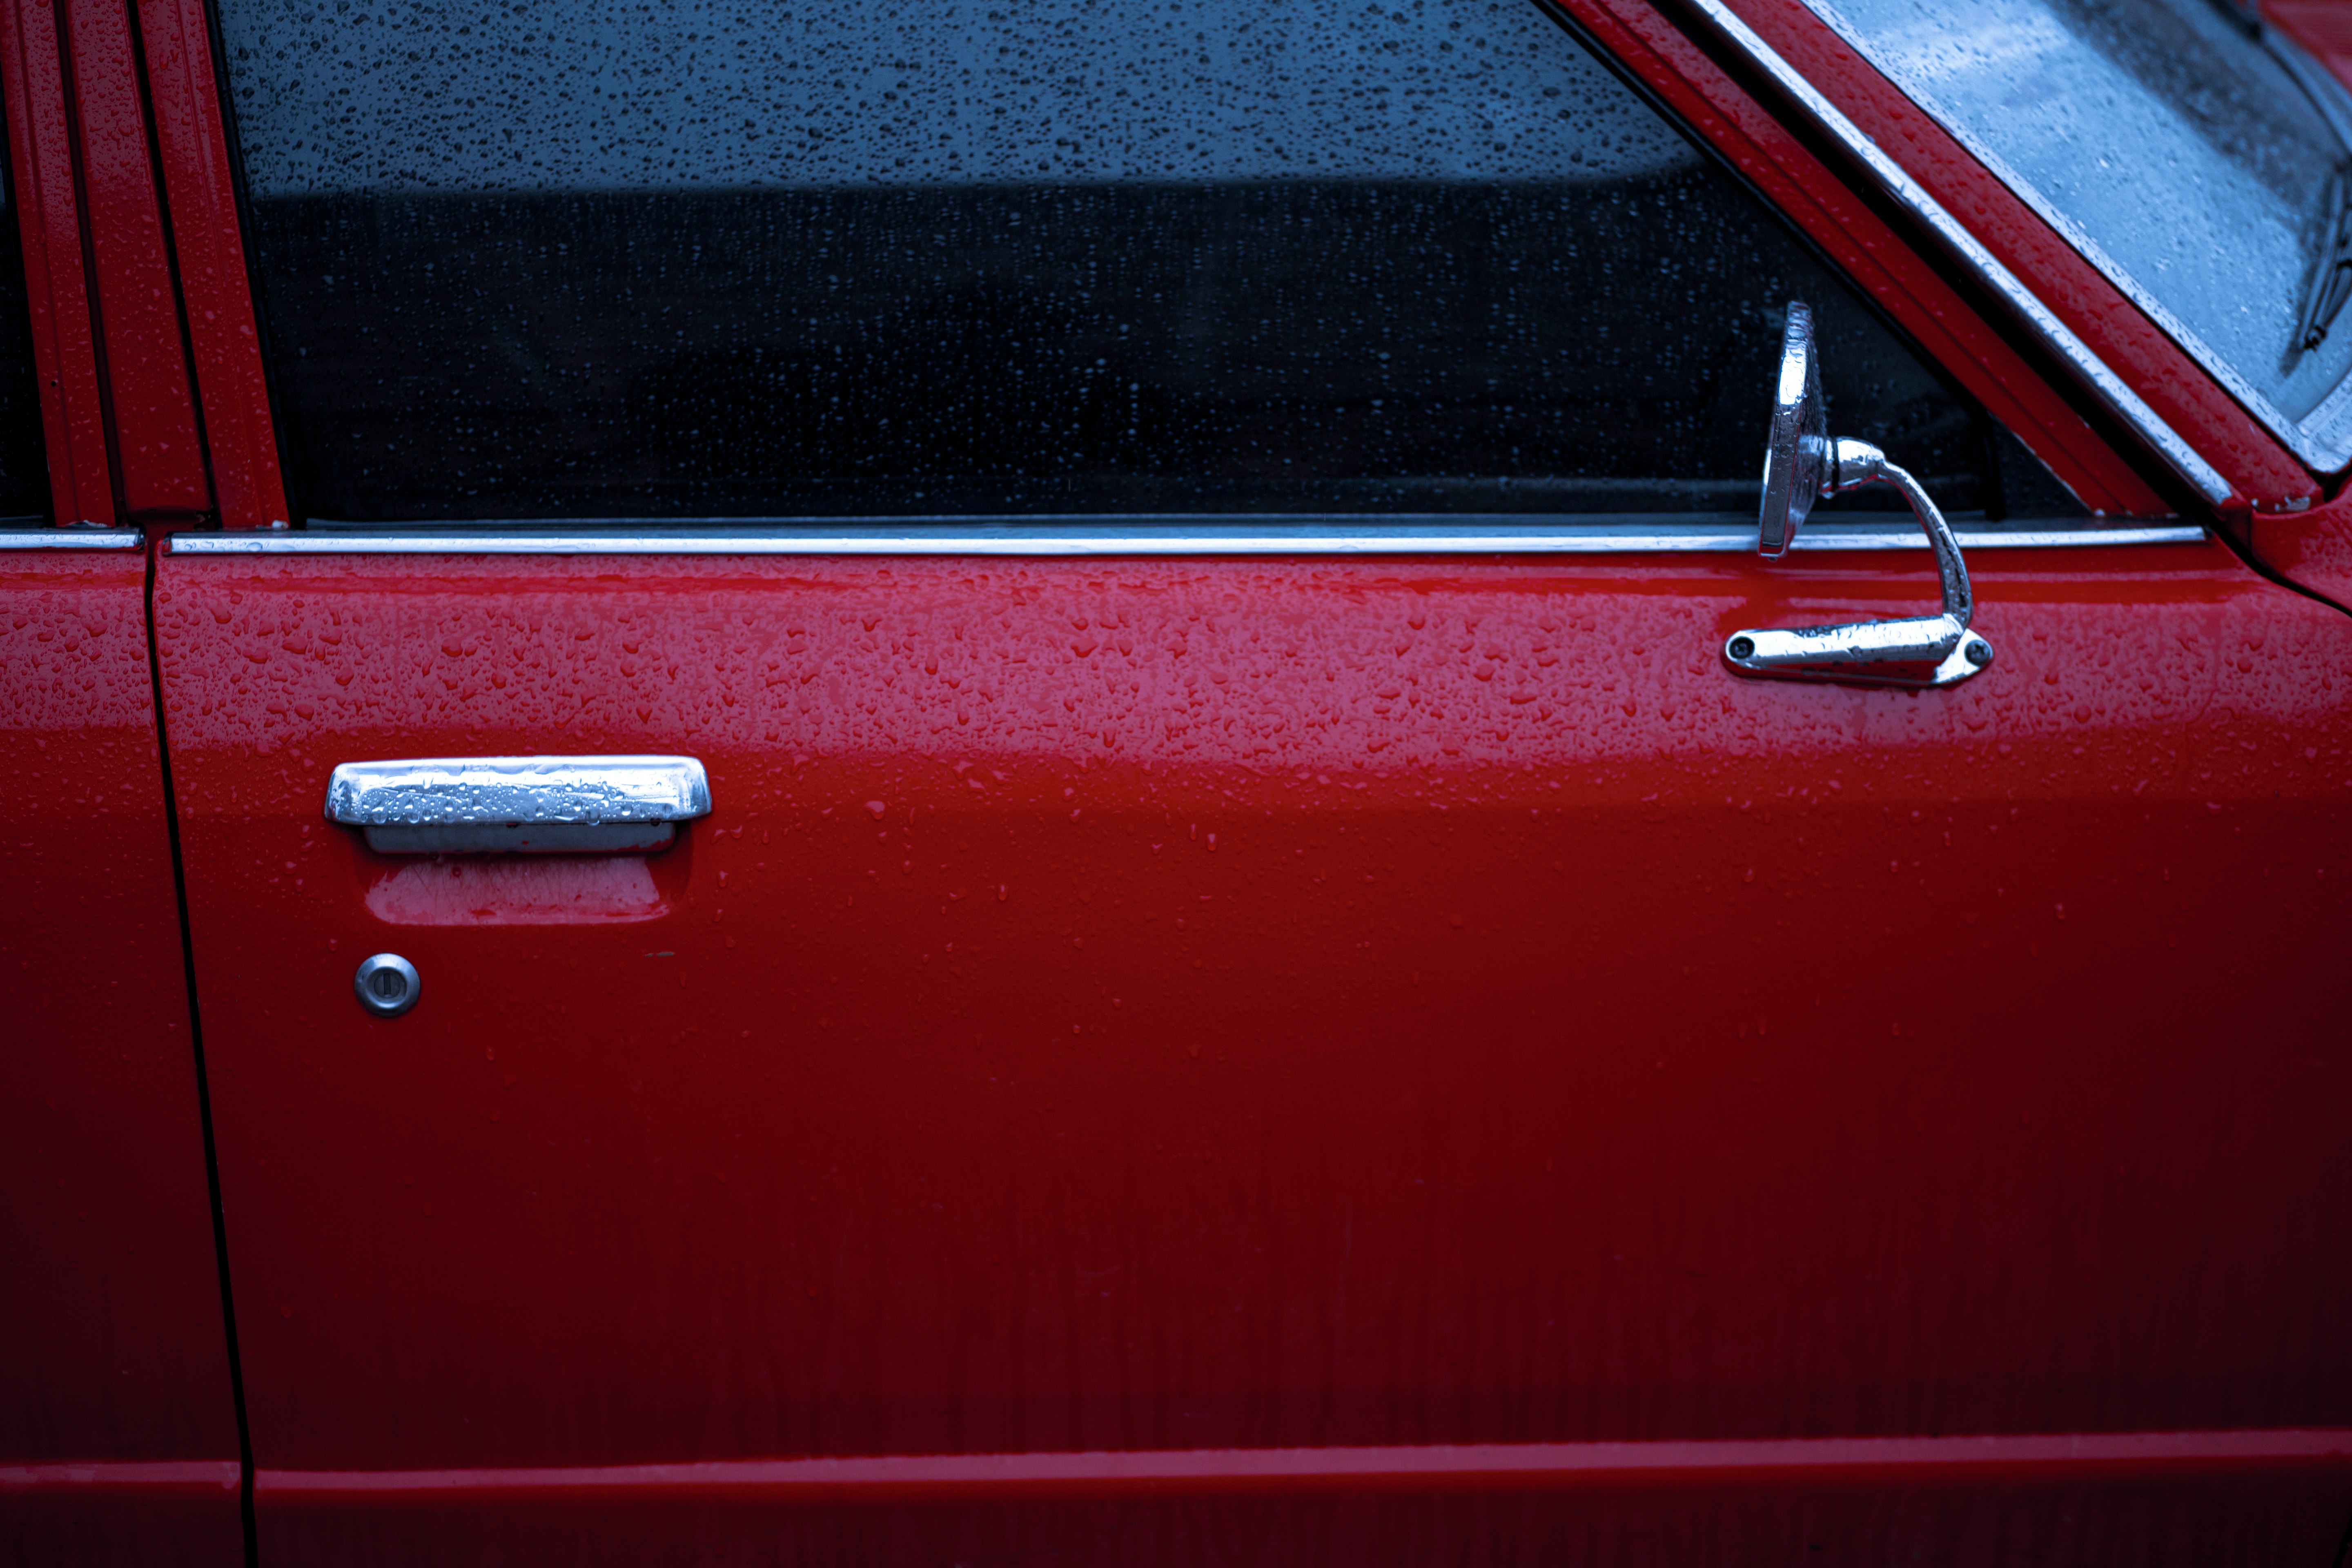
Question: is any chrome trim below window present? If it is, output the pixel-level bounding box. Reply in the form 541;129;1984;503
1680;0;2236;506
0;526;143;550
169;522;2206;556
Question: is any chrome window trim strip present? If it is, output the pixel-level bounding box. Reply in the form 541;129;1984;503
1796;0;2349;475
2299;362;2352;466
0;526;143;550
169;523;2206;557
1681;0;2236;505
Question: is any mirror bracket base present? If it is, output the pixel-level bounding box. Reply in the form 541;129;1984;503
1724;618;1993;689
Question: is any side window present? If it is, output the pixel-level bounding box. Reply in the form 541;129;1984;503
0;120;52;524
214;0;2070;523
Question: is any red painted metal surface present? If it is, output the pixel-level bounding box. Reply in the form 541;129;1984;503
249;1434;2352;1565
254;1428;2352;1505
0;1464;240;1567
156;542;2352;1559
1;1463;240;1568
2268;0;2352;92
2253;491;2352;610
1556;0;2169;519
1708;0;2321;510
0;544;241;1564
54;0;207;519
133;0;284;531
0;0;111;525
258;1486;2352;1567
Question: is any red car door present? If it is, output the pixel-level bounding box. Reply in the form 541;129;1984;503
0;0;240;1557
151;0;2352;1562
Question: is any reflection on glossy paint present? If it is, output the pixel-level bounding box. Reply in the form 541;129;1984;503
362;856;670;926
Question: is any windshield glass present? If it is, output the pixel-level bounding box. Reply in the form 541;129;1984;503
1812;0;2352;470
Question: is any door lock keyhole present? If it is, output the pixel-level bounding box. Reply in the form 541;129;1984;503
354;953;421;1018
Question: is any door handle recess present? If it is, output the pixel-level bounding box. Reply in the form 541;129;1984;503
325;756;711;854
1725;301;1993;690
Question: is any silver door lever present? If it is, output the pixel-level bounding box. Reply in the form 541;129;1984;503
325;755;711;854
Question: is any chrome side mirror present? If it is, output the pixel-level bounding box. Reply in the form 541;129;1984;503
1758;300;1829;558
1726;302;1993;688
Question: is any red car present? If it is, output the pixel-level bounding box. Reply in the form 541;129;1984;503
6;0;2351;1561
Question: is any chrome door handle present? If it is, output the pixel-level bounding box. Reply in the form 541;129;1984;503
324;755;711;854
1725;302;1993;689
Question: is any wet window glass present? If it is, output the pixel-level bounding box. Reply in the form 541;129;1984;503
214;0;2060;523
0;120;52;524
1815;0;2352;468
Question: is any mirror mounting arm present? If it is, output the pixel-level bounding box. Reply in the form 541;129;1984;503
1831;439;1971;628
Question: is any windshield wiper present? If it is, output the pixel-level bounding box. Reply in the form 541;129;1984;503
2297;162;2352;352
2230;0;2352;358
